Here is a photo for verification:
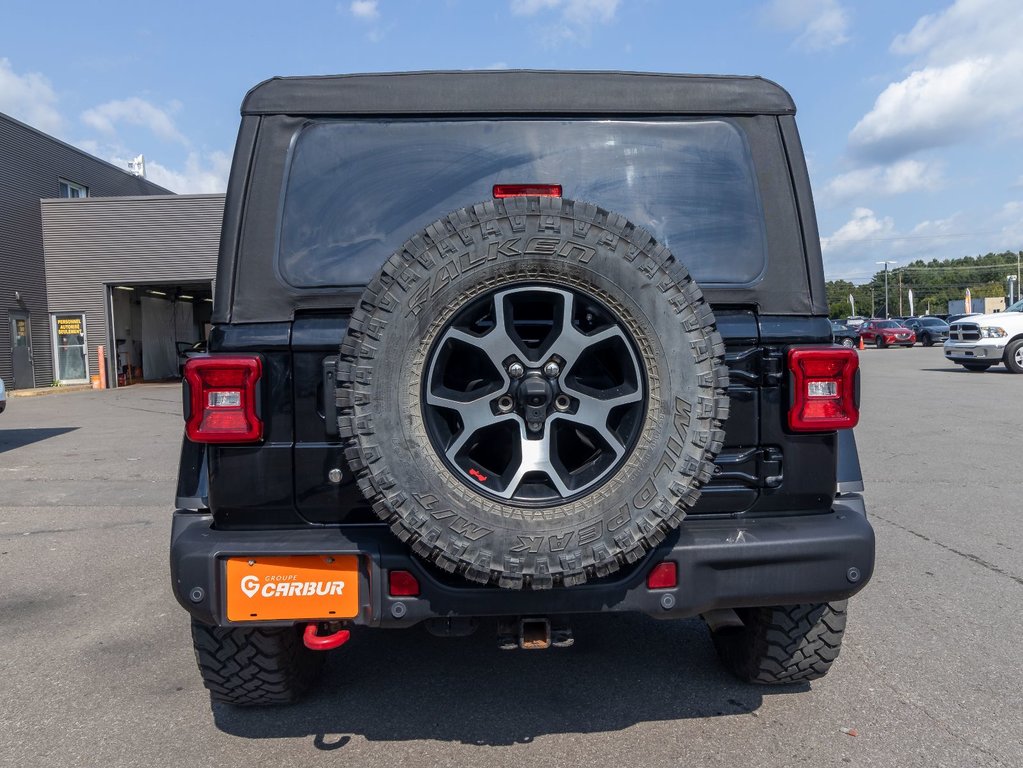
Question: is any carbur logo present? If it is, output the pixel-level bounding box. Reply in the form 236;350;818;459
239;575;347;598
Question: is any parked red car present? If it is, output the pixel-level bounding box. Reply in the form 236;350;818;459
857;319;916;348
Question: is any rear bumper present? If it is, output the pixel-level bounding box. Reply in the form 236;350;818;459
171;496;875;628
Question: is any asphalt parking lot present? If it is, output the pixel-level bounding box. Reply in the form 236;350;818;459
1;345;1020;768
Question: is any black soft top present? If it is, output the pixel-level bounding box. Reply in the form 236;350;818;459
216;70;826;322
242;70;796;117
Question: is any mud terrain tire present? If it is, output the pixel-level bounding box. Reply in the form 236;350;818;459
191;620;323;705
711;601;848;684
337;196;729;589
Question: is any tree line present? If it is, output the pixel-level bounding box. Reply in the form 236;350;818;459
825;251;1022;319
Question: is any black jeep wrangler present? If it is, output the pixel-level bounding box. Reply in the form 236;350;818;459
171;71;874;706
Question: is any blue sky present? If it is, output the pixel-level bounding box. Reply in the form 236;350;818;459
2;0;1021;283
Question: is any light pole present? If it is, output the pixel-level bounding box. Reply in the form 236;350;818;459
876;260;897;318
1009;275;1017;306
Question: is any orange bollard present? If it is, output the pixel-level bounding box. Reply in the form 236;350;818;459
98;345;108;389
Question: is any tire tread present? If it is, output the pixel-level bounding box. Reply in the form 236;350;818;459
190;620;322;706
712;601;848;685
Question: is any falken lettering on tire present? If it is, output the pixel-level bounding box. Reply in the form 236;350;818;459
336;197;729;589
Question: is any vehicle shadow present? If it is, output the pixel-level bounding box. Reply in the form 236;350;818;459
0;427;78;453
212;613;806;747
920;367;1011;374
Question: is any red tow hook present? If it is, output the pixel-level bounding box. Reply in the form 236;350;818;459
303;622;351;651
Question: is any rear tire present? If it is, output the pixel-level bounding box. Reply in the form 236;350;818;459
711;601;848;684
962;363;992;372
191;620;323;706
840;337;855;348
1003;339;1023;373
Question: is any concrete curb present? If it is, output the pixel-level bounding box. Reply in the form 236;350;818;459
9;384;96;398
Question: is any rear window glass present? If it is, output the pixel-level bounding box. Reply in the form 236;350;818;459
278;119;767;288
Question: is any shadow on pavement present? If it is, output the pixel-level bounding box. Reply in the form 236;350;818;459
920;367;1011;374
0;427;78;453
212;614;807;747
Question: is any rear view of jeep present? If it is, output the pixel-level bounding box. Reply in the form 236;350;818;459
171;71;874;705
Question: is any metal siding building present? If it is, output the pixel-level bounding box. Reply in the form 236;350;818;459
0;111;169;388
40;194;224;385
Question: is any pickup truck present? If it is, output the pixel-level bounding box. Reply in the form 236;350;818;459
944;299;1023;372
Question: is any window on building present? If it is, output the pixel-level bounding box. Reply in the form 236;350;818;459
58;179;89;198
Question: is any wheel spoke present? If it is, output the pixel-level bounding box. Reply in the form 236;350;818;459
495;426;572;500
425;390;510;459
552;388;642;455
437;295;517;374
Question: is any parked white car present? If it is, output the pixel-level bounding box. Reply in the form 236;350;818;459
944;299;1023;373
0;376;6;414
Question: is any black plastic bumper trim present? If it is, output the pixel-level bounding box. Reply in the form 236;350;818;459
170;496;874;628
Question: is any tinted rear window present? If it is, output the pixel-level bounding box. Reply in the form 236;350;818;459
278;119;766;288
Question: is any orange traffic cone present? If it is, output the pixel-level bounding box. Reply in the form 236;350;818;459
858;335;864;350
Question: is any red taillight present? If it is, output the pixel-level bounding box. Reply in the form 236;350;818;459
388;570;420;597
183;356;263;443
646;561;677;590
492;184;562;198
788;347;859;432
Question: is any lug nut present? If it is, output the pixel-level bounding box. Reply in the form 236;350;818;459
543;361;561;378
554;394;571;411
507;362;525;379
497;395;514;413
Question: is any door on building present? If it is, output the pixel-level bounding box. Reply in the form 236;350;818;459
9;311;35;389
51;313;89;384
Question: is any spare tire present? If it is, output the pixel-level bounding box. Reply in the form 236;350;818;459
337;196;728;589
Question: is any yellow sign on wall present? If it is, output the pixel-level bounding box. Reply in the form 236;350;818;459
56;317;83;336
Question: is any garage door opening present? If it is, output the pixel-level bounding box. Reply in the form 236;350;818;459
107;282;213;386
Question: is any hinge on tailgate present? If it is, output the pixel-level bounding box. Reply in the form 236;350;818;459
761;446;783;488
712;447;784;489
761;347;785;387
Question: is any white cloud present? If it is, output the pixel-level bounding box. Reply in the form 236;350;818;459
511;0;561;13
761;0;850;51
510;0;620;41
909;212;963;238
824;159;943;201
820;207;895;253
891;0;1018;63
81;97;188;145
82;134;229;194
992;200;1023;252
349;0;379;20
136;151;231;194
0;58;64;135
849;0;1023;161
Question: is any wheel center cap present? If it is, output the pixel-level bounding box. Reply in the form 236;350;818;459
518;373;552;425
